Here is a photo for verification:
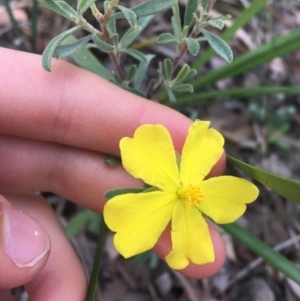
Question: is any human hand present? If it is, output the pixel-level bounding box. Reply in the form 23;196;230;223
0;47;226;300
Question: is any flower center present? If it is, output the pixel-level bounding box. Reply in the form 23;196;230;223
177;184;204;206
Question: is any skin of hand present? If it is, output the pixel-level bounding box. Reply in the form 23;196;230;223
0;47;226;300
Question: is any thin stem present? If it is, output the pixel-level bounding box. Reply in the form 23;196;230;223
3;0;26;51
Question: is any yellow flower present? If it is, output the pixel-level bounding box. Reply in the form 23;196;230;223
103;121;259;269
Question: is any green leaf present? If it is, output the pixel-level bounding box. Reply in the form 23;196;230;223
54;34;92;59
134;54;155;90
111;0;177;19
92;33;114;53
157;33;177;44
107;18;117;36
42;26;81;71
193;28;300;89
105;188;146;200
227;156;300;205
173;64;190;83
116;5;137;27
60;35;111;79
171;16;181;42
222;223;300;285
119;15;154;49
172;4;182;39
38;0;77;21
121;48;147;63
184;0;198;27
77;0;96;16
194;0;268;68
127;64;137;82
201;0;209;11
65;209;100;237
85;216;106;301
185;37;200;56
164;58;173;79
105;155;120;166
185;68;197;80
119;26;141;49
172;83;193;92
207;18;224;30
173;86;300;107
166;87;176;102
200;28;233;63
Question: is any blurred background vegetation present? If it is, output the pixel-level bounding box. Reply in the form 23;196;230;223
1;0;300;300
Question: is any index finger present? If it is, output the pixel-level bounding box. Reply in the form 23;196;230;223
0;48;191;155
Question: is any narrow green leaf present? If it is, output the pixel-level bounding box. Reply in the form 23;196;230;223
111;0;177;19
77;0;97;16
172;4;182;38
184;0;198;27
194;0;268;68
185;37;200;56
119;15;154;49
166;87;176;102
85;216;106;301
207;18;224;30
164;58;173;79
92;33;114;53
127;64;137;82
173;64;190;83
65;209;99;238
119;26;140;49
157;33;177;44
56;1;77;19
105;155;120;166
116;5;137;27
121;48;147;63
172;83;193;92
105;188;145;200
227;156;300;205
171;16;181;42
60;35;111;79
134;54;155;90
222;223;300;285
193;28;300;89
107;18;117;36
37;0;76;21
173;86;300;107
201;28;233;63
54;34;92;59
185;68;197;80
42;26;81;71
201;0;209;11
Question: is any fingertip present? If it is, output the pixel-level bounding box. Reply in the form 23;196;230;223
152;223;226;279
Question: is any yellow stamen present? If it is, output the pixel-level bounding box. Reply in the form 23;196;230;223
177;184;204;206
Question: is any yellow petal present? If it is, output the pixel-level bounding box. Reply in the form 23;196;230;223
180;121;224;185
121;124;180;192
198;176;259;224
165;201;214;270
103;191;177;258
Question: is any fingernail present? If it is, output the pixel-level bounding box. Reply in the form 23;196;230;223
1;205;50;267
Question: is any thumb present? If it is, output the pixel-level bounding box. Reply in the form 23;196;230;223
0;195;50;289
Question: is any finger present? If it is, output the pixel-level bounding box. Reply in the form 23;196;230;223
0;135;225;213
0;290;14;301
0;195;50;289
0;137;226;279
2;191;87;301
1;48;194;154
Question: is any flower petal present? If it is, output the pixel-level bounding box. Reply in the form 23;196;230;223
198;176;259;224
165;201;214;270
121;124;180;192
180;121;224;185
103;191;177;258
